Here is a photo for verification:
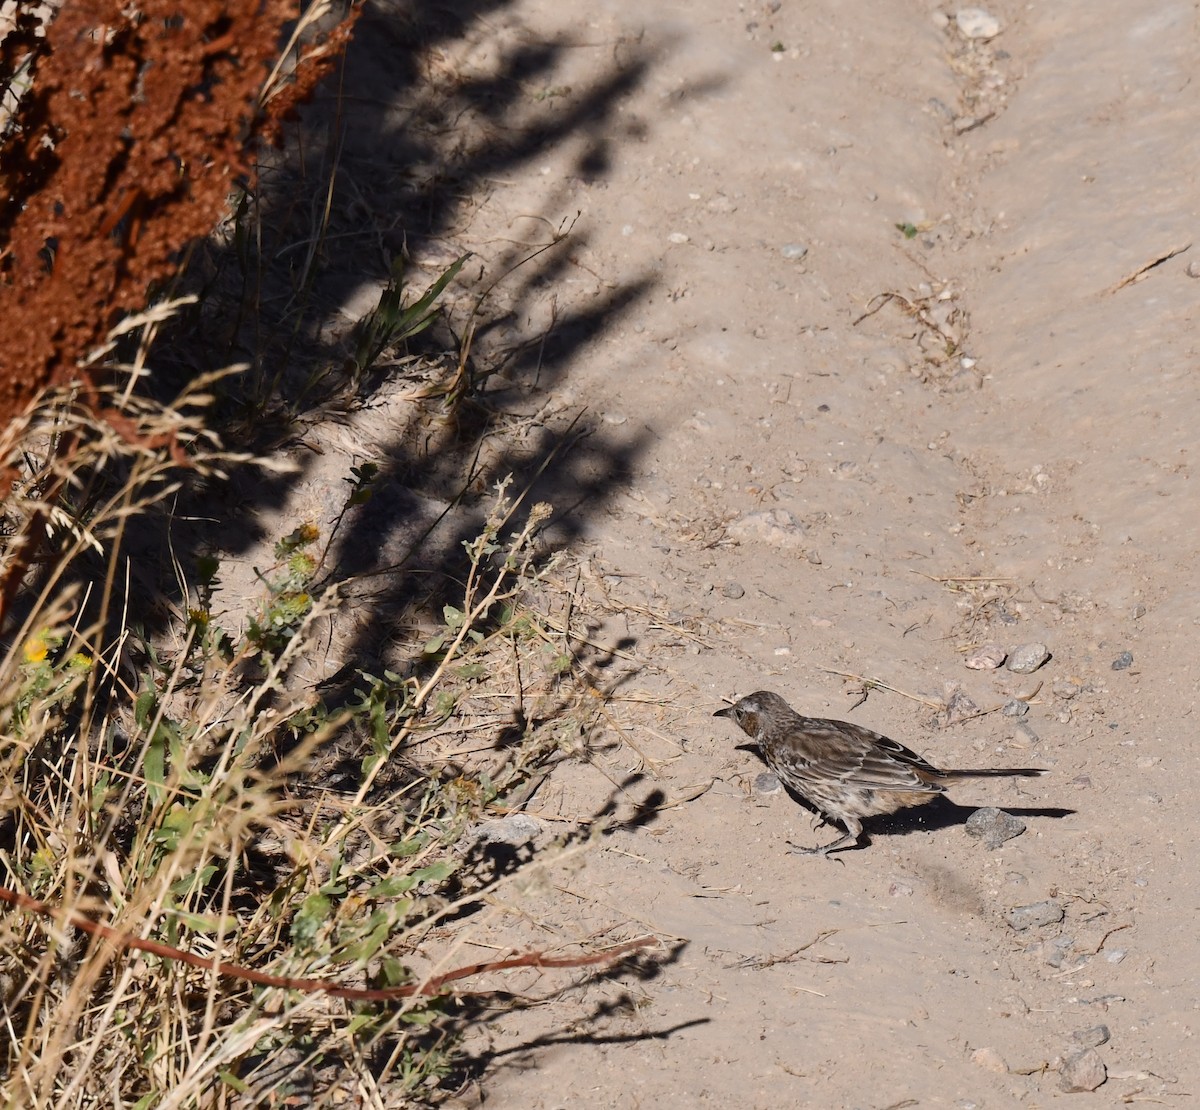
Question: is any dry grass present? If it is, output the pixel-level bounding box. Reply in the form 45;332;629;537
0;6;669;1102
0;320;654;1106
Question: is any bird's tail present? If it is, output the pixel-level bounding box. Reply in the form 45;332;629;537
942;767;1046;779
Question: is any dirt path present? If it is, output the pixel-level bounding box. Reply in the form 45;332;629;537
328;0;1200;1103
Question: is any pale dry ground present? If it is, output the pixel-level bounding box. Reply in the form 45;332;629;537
200;0;1199;1103
381;0;1198;1105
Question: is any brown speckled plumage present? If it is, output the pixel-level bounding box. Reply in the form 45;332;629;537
715;690;1046;856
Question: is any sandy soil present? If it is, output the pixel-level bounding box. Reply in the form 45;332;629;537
256;0;1200;1103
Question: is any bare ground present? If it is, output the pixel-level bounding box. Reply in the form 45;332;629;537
236;0;1200;1103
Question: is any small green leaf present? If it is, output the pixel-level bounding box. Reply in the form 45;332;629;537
412;860;457;885
217;1071;249;1094
390;837;425;857
381;957;412;986
366;875;416;898
169;864;220;898
291;892;333;945
339;918;390;964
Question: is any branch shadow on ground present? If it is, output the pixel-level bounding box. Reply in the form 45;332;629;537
118;0;721;680
3;1;726;1099
428;937;699;1094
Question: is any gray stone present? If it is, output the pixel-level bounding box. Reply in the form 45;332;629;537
1111;651;1134;671
753;771;782;795
1070;1025;1110;1048
965;807;1026;848
1007;643;1050;674
1043;936;1075;968
1059;1048;1106;1092
1005;899;1064;930
955;8;1002;39
727;508;807;549
965;642;1006;670
472;814;543;846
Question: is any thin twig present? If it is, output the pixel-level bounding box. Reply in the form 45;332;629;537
0;884;657;1001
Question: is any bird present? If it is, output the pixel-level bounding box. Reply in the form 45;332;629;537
714;690;1046;856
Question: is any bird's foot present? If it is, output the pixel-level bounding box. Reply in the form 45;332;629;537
786;839;844;862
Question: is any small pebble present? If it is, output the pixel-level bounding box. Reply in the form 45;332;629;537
667;232;690;244
1006;899;1064;931
1059;1048;1107;1093
753;771;782;795
722;581;746;599
1105;948;1127;964
473;814;544;847
1007;642;1050;674
889;881;914;897
602;411;628;425
1001;699;1028;718
1043;936;1075;968
965;807;1026;848
970;1046;1008;1074
1015;721;1040;745
1053;680;1080;700
1111;651;1134;671
728;508;808;549
1187;260;1200;279
965;642;1006;670
955;7;1002;39
944;687;980;722
780;243;808;259
1131;602;1147;618
1071;1025;1110;1048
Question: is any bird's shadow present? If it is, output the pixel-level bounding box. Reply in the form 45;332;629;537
789;794;1076;855
868;796;1075;836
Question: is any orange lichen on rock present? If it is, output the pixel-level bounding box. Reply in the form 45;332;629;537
0;0;357;429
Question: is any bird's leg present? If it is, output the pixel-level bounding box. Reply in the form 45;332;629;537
788;817;863;857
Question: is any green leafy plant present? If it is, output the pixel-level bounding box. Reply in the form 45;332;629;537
351;254;470;381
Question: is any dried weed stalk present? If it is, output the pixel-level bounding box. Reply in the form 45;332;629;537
0;357;653;1106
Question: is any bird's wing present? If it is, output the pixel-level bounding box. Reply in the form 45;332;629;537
793;719;945;792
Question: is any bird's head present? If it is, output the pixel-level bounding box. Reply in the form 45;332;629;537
713;690;788;741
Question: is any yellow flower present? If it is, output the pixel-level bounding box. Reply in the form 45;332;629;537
23;634;49;664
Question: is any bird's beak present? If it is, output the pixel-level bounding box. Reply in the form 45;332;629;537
713;704;735;719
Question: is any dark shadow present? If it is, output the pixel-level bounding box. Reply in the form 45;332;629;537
872;797;1076;836
782;791;1077;854
2;3;729;1101
6;0;728;791
86;0;728;737
440;941;698;1091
